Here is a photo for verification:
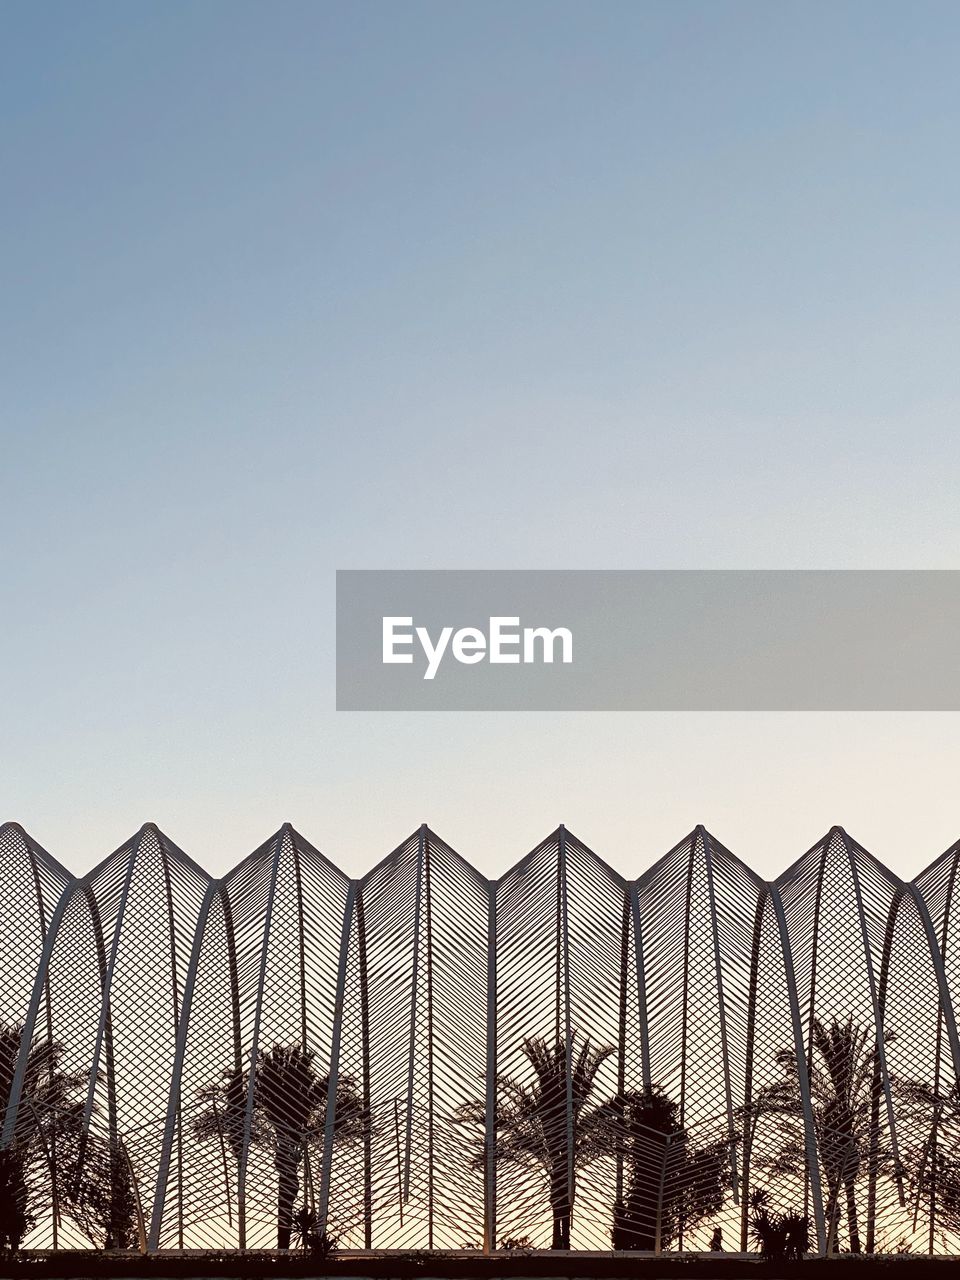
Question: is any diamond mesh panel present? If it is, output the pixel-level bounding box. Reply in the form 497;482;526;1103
3;821;960;1256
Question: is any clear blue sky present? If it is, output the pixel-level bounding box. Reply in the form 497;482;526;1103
3;0;960;880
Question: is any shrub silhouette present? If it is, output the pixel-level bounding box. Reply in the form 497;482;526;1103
749;1188;809;1262
609;1086;727;1251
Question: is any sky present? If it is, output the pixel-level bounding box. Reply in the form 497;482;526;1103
3;0;960;883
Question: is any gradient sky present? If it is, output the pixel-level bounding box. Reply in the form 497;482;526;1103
3;0;960;882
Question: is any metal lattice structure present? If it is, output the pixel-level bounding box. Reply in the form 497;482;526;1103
4;820;960;1255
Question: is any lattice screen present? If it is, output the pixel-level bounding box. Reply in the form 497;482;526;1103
3;820;960;1256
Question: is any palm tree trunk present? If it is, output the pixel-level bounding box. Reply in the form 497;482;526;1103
276;1147;299;1250
550;1163;570;1248
615;1182;656;1251
825;1177;842;1255
844;1176;861;1254
866;1060;882;1252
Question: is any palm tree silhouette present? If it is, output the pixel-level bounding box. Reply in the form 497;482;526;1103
457;1032;613;1249
54;1125;140;1249
0;1022;84;1250
194;1066;252;1232
759;1014;895;1253
895;1077;960;1252
196;1045;364;1250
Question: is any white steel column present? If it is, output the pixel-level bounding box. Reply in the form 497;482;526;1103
317;879;358;1233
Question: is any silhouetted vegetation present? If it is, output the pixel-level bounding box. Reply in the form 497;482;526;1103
291;1207;338;1256
0;1147;34;1252
0;1023;85;1252
756;1015;900;1254
610;1086;728;1251
457;1032;614;1248
895;1076;960;1250
194;1065;252;1234
749;1189;809;1262
196;1044;364;1249
55;1127;140;1249
4;1012;957;1259
499;1235;535;1252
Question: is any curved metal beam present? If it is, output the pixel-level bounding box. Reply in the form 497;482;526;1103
844;832;905;1206
402;825;427;1202
739;889;767;1250
147;879;219;1251
74;838;139;1175
317;879;358;1233
560;826;574;1250
235;825;285;1248
701;827;739;1205
908;880;960;1085
629;879;652;1089
769;882;827;1255
2;879;79;1147
484;877;498;1254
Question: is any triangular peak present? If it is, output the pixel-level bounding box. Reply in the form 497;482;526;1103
221;822;349;888
83;821;212;887
496;826;626;899
0;821;72;891
634;825;766;918
139;822;212;883
633;825;703;892
358;823;489;896
776;825;903;895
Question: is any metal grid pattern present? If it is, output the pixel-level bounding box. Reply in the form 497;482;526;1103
3;821;960;1256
